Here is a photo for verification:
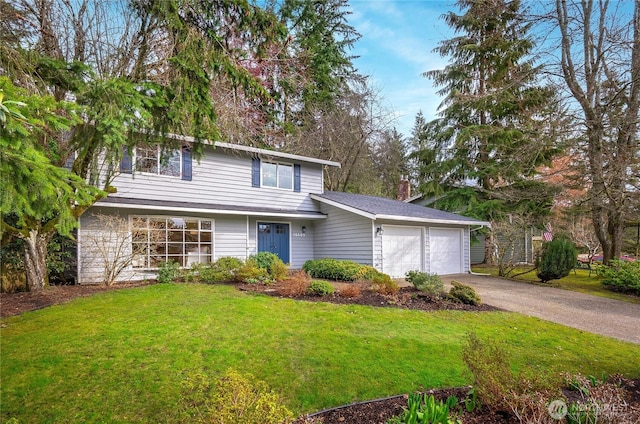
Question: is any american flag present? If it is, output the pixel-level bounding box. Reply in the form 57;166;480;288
543;223;553;242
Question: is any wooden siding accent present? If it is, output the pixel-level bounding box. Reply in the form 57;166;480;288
110;145;324;211
314;204;373;264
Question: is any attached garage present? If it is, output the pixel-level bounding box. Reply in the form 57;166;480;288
382;225;423;277
310;191;489;277
429;228;463;275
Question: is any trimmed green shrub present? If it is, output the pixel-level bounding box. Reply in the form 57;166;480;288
307;280;335;296
303;258;362;281
180;368;294;424
249;252;288;281
405;270;444;296
157;260;180;284
302;258;386;281
600;260;640;295
449;281;481;305
536;237;578;283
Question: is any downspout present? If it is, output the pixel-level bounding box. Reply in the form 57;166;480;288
77;219;82;285
246;216;250;260
469;225;491;276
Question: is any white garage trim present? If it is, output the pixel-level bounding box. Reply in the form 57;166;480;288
429;228;463;275
381;225;424;278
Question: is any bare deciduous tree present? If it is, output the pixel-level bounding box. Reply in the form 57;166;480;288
566;216;601;262
490;214;538;278
552;0;640;264
81;213;159;286
286;78;395;192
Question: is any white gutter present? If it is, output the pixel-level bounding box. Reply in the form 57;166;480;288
375;214;491;227
94;201;327;219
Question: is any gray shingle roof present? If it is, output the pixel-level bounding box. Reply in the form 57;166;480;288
96;197;326;218
312;191;488;225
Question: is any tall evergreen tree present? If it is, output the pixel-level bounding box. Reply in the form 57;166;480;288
0;0;285;291
413;0;560;222
278;0;361;113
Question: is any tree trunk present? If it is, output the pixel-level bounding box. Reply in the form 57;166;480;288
22;229;51;291
484;230;496;266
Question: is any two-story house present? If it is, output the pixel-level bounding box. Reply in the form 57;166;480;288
77;138;488;283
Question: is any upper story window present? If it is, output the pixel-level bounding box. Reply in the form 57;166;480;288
262;162;293;190
120;144;192;181
137;144;181;177
252;157;300;192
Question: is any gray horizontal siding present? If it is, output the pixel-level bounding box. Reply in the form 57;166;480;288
79;207;319;283
78;208;154;284
314;204;373;265
291;220;314;269
214;216;249;261
110;145;324;211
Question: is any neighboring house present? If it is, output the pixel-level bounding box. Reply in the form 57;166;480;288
406;194;541;265
77;139;488;283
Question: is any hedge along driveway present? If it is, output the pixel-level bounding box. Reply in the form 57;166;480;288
2;283;640;423
441;274;640;344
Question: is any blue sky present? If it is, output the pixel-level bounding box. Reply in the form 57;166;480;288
348;0;458;138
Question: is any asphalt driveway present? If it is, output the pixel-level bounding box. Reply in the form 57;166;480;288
440;274;640;344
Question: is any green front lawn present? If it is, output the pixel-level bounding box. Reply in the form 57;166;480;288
472;266;640;303
2;283;639;423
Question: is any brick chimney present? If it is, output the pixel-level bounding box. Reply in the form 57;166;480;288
397;176;411;201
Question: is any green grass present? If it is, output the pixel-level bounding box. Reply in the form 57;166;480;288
472;266;640;303
2;283;640;423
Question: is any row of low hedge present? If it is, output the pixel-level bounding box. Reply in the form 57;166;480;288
302;258;382;281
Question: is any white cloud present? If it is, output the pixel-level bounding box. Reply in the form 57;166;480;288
349;0;456;136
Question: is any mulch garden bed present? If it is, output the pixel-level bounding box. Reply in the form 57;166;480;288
237;282;499;312
2;281;639;423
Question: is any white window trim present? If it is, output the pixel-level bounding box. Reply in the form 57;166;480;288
261;161;294;191
135;145;182;178
129;215;214;270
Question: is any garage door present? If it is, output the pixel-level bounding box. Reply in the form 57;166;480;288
429;228;463;275
382;226;423;278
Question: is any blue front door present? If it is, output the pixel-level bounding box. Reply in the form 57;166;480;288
257;223;290;264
